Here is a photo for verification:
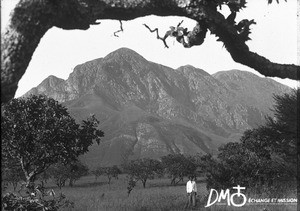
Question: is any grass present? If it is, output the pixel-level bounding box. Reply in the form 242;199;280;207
2;175;297;211
57;175;204;211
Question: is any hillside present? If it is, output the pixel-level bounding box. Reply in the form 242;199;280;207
24;48;291;167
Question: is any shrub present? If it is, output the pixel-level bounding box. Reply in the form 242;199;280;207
1;184;74;211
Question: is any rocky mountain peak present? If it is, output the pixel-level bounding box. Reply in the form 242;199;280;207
104;47;147;63
212;69;291;111
23;48;291;167
176;65;210;77
41;75;64;86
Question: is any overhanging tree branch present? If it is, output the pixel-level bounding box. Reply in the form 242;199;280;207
1;0;299;103
114;20;124;37
143;24;169;48
184;6;299;79
144;20;207;48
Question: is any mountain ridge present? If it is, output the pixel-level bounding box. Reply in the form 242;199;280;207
23;48;291;167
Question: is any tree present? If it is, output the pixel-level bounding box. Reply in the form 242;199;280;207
1;160;25;191
37;170;52;188
47;161;89;188
161;154;196;185
123;158;162;188
1;0;299;103
91;168;103;183
201;90;298;190
1;95;104;185
205;135;294;190
2;189;74;211
93;165;122;185
198;148;259;190
242;89;298;178
199;154;234;190
126;176;137;196
102;165;122;185
67;161;89;187
218;142;283;188
48;163;70;189
241;90;298;177
258;90;297;164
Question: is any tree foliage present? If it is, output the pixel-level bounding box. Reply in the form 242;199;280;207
126;176;137;196
1;160;25;191
199;154;234;190
1;95;104;184
67;161;89;187
37;170;52;188
102;165;122;185
1;0;299;103
47;163;69;189
202;90;298;190
123;158;162;188
92;165;122;185
2;187;74;211
257;90;298;164
161;154;196;185
91;168;103;182
47;161;89;188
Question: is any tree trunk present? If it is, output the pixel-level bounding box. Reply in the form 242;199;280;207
69;179;74;187
57;178;66;189
12;182;18;191
142;180;146;188
171;177;176;185
175;178;181;184
25;174;36;187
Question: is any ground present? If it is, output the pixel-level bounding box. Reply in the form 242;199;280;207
2;174;297;211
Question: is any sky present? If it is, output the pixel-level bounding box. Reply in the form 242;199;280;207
1;0;299;98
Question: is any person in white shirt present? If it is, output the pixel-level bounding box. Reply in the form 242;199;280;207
185;176;197;208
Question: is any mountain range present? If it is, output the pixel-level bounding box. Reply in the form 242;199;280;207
24;48;291;168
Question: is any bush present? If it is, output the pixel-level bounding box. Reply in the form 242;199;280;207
1;184;74;211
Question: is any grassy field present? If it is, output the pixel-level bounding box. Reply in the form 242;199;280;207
3;174;297;211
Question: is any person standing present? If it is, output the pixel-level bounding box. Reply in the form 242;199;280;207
185;176;197;208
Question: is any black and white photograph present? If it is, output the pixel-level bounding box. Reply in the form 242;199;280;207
1;0;298;210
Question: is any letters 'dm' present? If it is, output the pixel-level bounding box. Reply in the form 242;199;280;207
205;185;247;208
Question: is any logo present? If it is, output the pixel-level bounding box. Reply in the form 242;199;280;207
205;185;247;208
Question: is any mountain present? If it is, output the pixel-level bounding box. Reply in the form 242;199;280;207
24;48;291;168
